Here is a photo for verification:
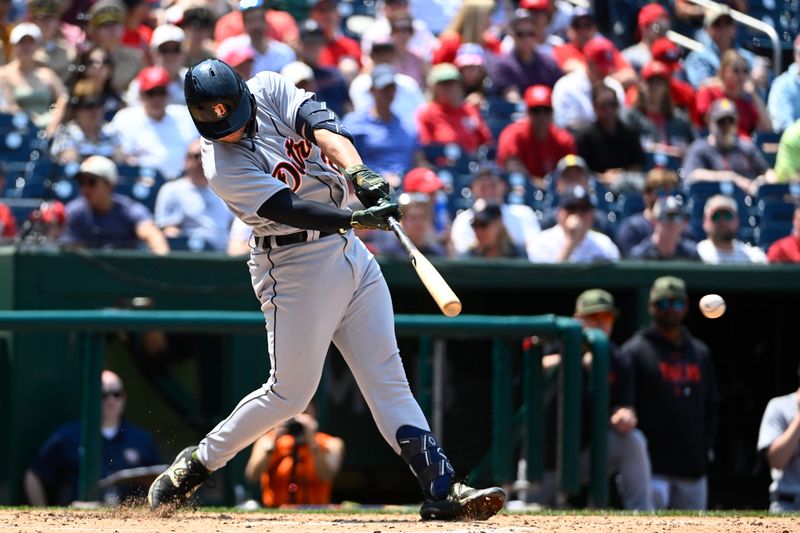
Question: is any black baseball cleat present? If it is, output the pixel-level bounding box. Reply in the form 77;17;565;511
419;482;506;521
147;446;211;510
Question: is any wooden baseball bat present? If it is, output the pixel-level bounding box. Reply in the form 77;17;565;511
387;216;462;317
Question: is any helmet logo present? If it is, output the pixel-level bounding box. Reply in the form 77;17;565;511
212;103;228;118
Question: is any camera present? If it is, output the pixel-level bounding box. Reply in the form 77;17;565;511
286;418;304;437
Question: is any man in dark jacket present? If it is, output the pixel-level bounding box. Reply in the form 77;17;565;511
622;276;719;509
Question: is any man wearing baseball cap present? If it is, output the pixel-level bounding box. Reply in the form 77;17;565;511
621;3;671;73
683;98;770;194
417;63;492;154
294;19;352;118
767;35;800;132
111;66;199;180
539;154;614;236
696;194;766;264
85;0;142;93
622;276;718;509
684;4;756;88
630;195;699;260
125;24;187;106
486;6;563;100
342;64;418;187
527;184;619;262
497;85;576;187
60;156;169;254
552;36;626;130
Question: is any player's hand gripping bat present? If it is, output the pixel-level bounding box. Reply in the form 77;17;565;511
386;216;462;317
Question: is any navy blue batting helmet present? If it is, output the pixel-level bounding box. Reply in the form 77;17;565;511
184;59;253;140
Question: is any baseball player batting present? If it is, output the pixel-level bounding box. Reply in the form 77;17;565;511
147;59;505;521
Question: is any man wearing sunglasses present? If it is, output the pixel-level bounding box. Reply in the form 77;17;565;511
630;195;699;261
623;276;719;509
697;194;766;264
60;155;169;254
527;183;620;263
125;24;188;106
24;370;163;506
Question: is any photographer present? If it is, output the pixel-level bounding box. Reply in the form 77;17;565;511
244;403;344;507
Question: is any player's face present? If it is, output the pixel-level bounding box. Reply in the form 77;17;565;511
578;311;615;336
650;298;687;328
219;126;246;143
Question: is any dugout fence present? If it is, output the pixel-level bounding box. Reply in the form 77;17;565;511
0;311;609;507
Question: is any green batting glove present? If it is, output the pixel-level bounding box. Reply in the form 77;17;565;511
346;164;391;208
350;202;401;231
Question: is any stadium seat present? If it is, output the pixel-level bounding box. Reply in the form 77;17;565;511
114;165;166;212
756;201;796;249
2;197;43;229
423;143;476;175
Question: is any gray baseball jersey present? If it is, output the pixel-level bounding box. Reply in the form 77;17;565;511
200;71;349;235
194;70;430;474
758;393;800;499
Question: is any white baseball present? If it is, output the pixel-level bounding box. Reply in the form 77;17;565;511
699;294;726;319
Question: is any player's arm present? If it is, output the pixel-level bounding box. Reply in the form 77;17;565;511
295;99;390;207
257;188;399;232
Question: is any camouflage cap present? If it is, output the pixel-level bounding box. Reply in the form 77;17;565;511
575;289;617;317
649;276;687;303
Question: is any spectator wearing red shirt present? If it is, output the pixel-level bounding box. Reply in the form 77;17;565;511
553;7;636;88
695;49;771;138
416;63;492;155
121;0;156;53
497;84;576;188
214;0;299;49
767;205;800;263
309;0;362;71
431;0;500;65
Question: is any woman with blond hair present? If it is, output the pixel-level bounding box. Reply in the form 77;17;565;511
0;23;67;136
432;0;500;65
695;49;770;137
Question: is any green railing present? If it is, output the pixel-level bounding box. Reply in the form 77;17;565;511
0;310;609;507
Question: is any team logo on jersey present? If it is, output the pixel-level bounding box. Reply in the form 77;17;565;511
211;103;228;118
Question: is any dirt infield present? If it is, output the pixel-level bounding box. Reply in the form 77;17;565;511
0;508;797;533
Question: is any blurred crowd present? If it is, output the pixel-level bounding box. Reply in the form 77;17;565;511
0;0;800;263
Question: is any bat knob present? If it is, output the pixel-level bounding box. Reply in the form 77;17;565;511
443;301;462;317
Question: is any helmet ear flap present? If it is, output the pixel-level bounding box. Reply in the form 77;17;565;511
245;92;258;138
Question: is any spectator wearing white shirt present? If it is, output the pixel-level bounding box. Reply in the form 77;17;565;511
348;38;425;135
552;37;625;131
527;184;620;263
125;24;187;107
111;66;198;180
154;139;234;251
216;0;295;75
450;164;541;256
696;194;766;264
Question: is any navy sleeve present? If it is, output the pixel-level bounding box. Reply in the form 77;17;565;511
29;428;69;487
609;345;634;410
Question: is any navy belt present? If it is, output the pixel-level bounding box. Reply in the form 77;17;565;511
774;492;800;504
254;230;335;250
